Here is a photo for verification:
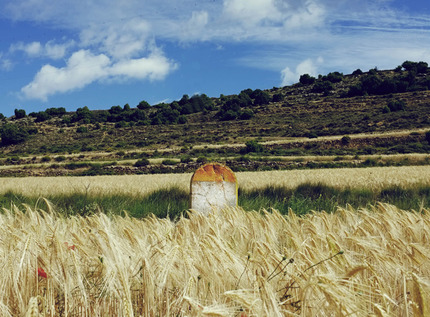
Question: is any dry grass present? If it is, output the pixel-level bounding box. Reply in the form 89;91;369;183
1;166;430;198
1;203;430;316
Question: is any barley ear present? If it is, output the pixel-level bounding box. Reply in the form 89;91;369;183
25;297;39;317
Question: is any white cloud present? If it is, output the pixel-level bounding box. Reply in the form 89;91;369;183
10;40;74;59
0;53;13;71
21;49;177;100
179;11;210;40
281;57;323;86
283;1;325;29
80;18;151;59
110;53;178;81
3;0;430;101
223;0;282;25
21;50;110;100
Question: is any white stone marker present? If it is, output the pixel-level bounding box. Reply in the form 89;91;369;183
190;163;238;215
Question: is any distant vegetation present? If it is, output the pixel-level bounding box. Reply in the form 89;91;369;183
0;60;429;176
1;182;429;218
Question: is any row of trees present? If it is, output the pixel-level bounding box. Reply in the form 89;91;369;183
348;64;430;97
298;60;429;97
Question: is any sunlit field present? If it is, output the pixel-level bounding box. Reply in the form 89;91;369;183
1;204;429;316
1;165;430;315
1;166;429;197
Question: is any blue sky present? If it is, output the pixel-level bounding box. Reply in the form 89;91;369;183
0;0;429;117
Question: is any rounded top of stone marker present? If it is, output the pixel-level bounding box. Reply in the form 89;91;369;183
191;163;236;183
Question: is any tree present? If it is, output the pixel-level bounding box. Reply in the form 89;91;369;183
323;72;343;83
417;61;428;74
238;91;253;107
137;100;151;110
73;106;94;123
299;74;316;85
14;109;26;119
352;69;363;76
45;107;66;116
0;124;29;145
35;111;51;122
272;93;283;102
252;89;271;105
402;60;417;72
313;80;333;95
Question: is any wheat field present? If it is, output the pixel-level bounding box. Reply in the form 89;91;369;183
1;166;429;197
1;203;429;316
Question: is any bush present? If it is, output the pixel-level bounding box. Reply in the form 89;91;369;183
35;111;51;122
41;156;51;162
299;74;316;85
341;135;351;145
162;159;178;165
425;131;430;144
272;93;283;102
239;109;254;120
14;109;26;119
134;158;150;167
115;121;127;128
196;156;208;164
180;156;192;163
76;126;88;133
0;124;29;145
324;72;343;83
245;139;264;153
387;99;406;112
352;69;363;75
313;80;333;94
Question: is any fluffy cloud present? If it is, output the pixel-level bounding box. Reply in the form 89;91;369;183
21;49;177;100
80;18;151;59
223;0;282;25
10;40;74;59
281;57;323;86
4;0;430;101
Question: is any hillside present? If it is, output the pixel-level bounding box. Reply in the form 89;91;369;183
1;61;430;176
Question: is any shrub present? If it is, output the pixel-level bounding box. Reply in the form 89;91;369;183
14;109;26;119
341;135;351;145
41;156;51;162
299;74;316;85
272;93;283;102
196;156;208;164
0;124;29;145
76;126;88;133
55;156;66;162
352;69;363;75
180;156;193;163
162;159;178;165
239;109;254;120
425;131;430;144
245;139;264;153
387;99;406;112
115;121;127;128
324;71;343;83
134;158;150;167
313;80;333;94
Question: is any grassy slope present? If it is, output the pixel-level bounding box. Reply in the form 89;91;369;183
0;68;429;176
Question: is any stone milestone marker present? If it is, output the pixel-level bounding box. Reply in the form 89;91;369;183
190;163;238;215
